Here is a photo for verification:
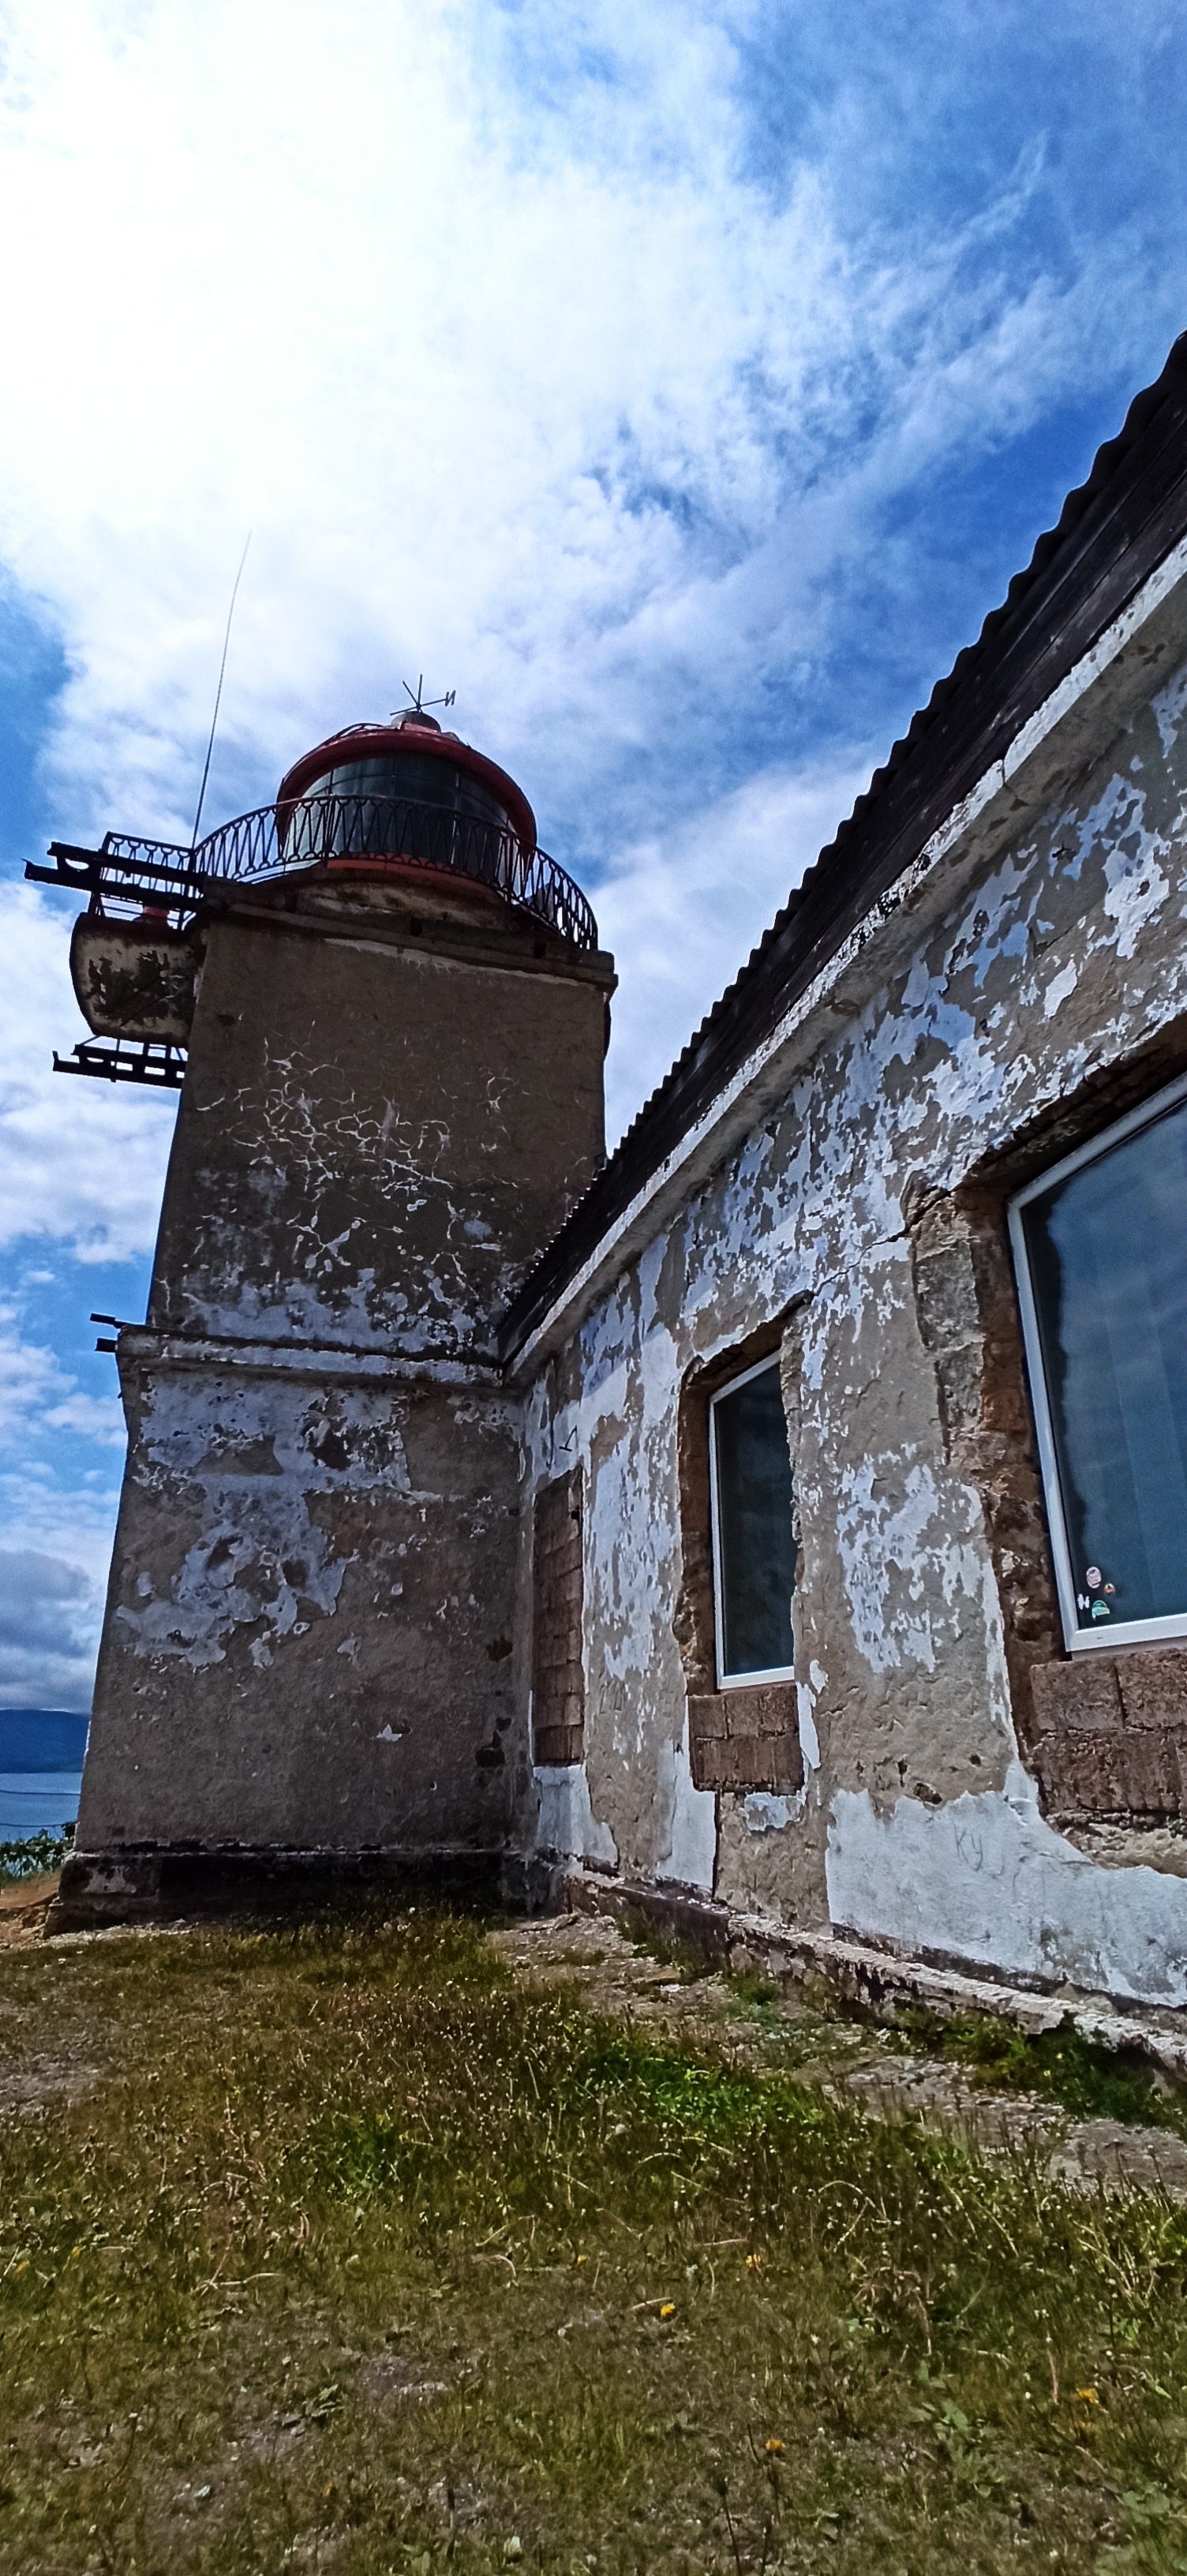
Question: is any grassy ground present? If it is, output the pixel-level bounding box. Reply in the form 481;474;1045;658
3;1904;1187;2573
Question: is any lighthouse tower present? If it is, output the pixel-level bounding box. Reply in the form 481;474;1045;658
40;708;614;1921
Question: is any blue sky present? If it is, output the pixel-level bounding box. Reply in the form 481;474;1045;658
1;0;1185;1707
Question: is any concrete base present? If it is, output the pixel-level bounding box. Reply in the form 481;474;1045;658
51;1844;552;1931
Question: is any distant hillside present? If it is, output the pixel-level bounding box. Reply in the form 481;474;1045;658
0;1710;89;1772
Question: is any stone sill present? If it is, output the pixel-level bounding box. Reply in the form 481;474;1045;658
689;1683;803;1793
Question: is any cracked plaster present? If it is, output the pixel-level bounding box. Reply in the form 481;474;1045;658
79;875;610;1871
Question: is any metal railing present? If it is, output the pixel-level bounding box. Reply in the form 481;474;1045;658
41;792;600;951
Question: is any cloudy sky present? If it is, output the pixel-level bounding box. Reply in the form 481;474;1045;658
1;0;1185;1709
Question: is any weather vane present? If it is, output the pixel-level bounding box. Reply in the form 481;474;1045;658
394;676;456;721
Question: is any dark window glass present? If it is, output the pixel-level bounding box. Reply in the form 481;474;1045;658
311;756;511;831
713;1361;796;1678
281;755;513;872
1021;1093;1187;1632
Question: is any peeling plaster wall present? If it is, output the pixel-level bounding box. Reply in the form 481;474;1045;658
521;649;1187;2002
152;883;608;1359
79;875;612;1870
83;1356;522;1850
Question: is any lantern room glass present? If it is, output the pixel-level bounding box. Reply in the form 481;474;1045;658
280;753;515;871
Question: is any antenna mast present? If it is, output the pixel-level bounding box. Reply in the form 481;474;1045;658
191;534;252;851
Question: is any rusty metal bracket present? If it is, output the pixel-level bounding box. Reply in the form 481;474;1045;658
53;1039;187;1088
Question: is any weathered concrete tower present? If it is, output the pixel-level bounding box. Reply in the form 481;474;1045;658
39;710;613;1919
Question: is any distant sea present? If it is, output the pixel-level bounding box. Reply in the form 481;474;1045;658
0;1709;88;1839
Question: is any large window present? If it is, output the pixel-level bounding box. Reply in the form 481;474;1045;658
709;1356;797;1685
1009;1072;1187;1653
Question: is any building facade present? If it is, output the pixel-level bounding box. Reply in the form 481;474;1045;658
43;335;1187;2009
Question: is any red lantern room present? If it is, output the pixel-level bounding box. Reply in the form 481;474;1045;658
275;709;537;854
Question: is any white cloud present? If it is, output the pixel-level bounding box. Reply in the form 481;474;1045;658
0;1296;127;1701
0;0;824;837
0;1309;125;1699
0;885;175;1260
599;755;870;1140
0;1547;105;1709
0;1396;123;1707
0;1309;60;1434
43;1393;125;1447
0;0;1170;864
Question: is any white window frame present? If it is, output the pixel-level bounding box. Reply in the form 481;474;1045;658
1008;1067;1187;1655
708;1352;796;1690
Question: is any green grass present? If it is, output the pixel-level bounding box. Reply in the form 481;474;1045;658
2;1905;1187;2572
0;1826;73;1885
890;2005;1187;2137
725;1969;781;2011
620;1908;718;1982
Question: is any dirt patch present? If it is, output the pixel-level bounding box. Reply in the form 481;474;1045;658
0;1874;58;1950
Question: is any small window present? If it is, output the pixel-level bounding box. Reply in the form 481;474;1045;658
709;1356;797;1685
1009;1071;1187;1653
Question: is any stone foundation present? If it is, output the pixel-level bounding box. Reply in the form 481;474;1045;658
51;1842;539;1932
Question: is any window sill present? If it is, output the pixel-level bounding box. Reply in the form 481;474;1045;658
688;1682;803;1794
1028;1645;1187;1821
1065;1613;1187;1653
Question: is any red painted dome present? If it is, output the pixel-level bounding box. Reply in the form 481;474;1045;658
275;712;537;853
